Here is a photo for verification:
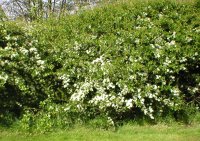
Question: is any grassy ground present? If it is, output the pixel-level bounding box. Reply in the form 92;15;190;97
1;124;200;141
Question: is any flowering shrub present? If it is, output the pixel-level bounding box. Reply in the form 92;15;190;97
1;0;200;130
0;22;52;118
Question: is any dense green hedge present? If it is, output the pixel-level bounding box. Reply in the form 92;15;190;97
0;0;200;130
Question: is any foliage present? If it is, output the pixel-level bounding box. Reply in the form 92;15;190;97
195;0;200;8
0;22;51;122
0;0;200;131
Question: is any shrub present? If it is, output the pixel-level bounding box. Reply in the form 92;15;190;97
0;0;200;130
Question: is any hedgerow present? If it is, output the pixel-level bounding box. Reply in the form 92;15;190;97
0;0;200;131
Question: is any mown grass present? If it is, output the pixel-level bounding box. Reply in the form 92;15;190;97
1;123;200;141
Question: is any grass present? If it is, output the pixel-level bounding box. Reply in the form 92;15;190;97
0;124;200;141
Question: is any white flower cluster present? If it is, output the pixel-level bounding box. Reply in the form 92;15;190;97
143;106;154;119
171;87;180;96
58;74;70;88
19;47;29;55
29;47;38;53
70;81;93;102
125;99;133;109
92;55;104;65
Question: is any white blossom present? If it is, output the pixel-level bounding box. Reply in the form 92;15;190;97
92;55;104;64
20;48;29;55
36;60;45;65
29;47;37;53
168;40;176;46
125;99;133;109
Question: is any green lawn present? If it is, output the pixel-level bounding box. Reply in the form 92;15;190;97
1;124;200;141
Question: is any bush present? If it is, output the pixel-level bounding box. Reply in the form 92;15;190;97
0;0;200;130
0;22;51;119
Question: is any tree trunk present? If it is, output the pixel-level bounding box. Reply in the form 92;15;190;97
38;0;43;19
